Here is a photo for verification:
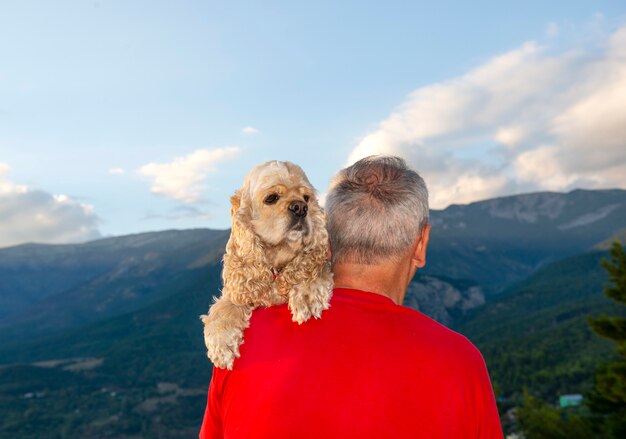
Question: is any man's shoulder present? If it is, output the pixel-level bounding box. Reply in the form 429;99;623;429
251;287;484;367
394;302;484;365
331;288;478;347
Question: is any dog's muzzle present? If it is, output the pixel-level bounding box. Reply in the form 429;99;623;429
288;200;308;218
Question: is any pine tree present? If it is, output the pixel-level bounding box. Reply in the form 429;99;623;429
587;241;626;438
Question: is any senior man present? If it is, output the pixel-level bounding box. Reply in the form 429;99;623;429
200;156;503;438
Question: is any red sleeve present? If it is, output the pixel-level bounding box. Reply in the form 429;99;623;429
199;367;224;439
473;348;504;439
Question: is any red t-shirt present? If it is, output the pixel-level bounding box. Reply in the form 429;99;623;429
200;287;503;439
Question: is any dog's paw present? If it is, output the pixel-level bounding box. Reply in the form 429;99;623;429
305;275;333;320
206;341;238;370
288;289;312;324
306;287;331;319
201;315;243;370
288;278;333;324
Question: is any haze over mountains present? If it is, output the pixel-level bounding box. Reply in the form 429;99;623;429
1;188;625;438
1;188;623;337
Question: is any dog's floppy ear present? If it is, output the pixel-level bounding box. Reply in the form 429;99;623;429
222;187;273;306
230;190;241;216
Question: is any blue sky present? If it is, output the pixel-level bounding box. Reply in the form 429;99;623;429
1;1;626;247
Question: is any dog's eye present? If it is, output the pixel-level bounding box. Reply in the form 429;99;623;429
303;195;310;202
264;193;280;205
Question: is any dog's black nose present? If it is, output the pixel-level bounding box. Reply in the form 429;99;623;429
288;200;308;218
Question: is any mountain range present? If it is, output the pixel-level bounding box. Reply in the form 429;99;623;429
1;188;625;438
425;188;626;292
0;229;229;342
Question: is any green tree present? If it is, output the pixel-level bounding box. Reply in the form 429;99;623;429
517;389;592;439
587;241;626;438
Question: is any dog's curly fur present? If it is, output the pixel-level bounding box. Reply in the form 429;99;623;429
200;161;333;369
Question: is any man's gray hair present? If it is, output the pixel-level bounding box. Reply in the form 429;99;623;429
325;155;429;265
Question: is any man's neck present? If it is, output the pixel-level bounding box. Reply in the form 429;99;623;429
331;259;415;305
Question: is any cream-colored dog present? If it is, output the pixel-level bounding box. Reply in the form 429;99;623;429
200;161;333;369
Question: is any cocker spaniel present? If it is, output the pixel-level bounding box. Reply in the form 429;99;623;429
200;161;333;369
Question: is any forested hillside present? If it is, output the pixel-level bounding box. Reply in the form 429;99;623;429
458;250;626;400
1;189;625;438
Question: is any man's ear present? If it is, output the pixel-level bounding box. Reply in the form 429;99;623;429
412;224;431;268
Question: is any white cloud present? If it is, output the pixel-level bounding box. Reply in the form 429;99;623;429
108;167;125;175
0;163;28;194
494;126;526;149
0;163;101;248
241;126;260;134
137;147;240;203
347;23;626;208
